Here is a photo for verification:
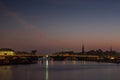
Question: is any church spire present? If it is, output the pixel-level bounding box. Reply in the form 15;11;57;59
82;44;85;53
110;46;112;52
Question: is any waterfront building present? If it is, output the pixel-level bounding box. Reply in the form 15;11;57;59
0;48;15;56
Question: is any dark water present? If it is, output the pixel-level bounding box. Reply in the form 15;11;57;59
0;60;120;80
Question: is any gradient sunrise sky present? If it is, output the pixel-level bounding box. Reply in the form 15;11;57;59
1;0;120;53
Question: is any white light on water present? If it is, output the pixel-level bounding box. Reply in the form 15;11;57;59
46;59;48;66
46;59;48;80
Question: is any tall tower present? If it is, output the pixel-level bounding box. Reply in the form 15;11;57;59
82;44;85;53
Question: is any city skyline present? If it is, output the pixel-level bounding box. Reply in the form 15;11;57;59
1;0;120;53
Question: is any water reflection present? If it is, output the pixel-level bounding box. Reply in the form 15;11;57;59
0;66;12;80
0;61;120;80
72;60;77;64
46;59;48;80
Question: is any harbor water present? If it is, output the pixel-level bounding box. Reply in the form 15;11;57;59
0;60;120;80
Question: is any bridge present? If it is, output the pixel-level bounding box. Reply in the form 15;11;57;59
0;54;118;63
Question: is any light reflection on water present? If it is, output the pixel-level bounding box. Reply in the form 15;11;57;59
0;66;12;80
0;61;120;80
46;59;48;80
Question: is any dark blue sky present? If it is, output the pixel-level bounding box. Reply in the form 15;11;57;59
1;0;120;53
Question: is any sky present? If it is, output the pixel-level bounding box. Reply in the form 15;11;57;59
1;0;120;53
